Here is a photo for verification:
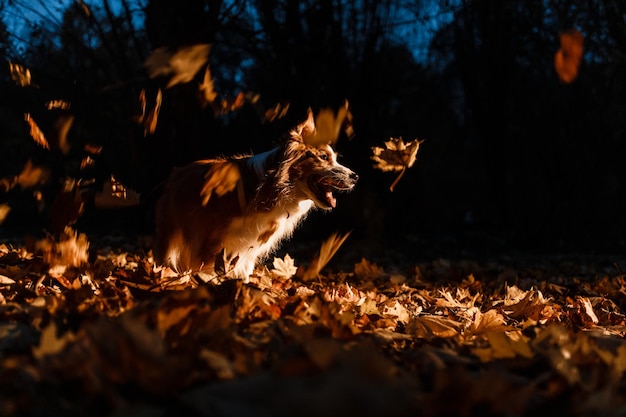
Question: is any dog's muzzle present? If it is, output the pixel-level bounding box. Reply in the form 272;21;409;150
307;170;358;209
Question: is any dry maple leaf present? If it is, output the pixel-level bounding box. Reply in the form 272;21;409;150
554;29;584;83
144;44;211;88
0;204;10;225
198;65;218;105
46;100;71;110
9;62;32;87
36;226;89;273
16;159;50;189
24;113;49;150
303;100;352;146
371;137;422;191
271;254;298;280
301;232;351;281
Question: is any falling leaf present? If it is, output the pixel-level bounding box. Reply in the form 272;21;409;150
271;254;298;280
198;65;218;105
303;100;352;146
16;160;50;189
371;137;422;191
51;113;74;154
554;29;584;83
301;232;351;281
24;114;49;150
199;161;242;206
144;44;211;88
9;62;32;87
144;89;162;136
84;143;103;155
263;101;290;123
36;226;89;270
0;204;10;225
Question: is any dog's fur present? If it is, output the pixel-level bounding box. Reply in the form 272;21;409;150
154;110;358;280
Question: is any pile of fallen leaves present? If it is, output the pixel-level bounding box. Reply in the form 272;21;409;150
2;229;626;416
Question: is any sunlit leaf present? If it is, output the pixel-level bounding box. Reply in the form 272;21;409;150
9;62;32;87
371;137;422;191
0;204;10;225
554;29;584;83
199;65;218;104
303;100;352;146
144;44;211;88
301;232;351;281
24;113;49;150
271;254;298;280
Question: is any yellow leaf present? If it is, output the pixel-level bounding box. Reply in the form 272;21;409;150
408;314;460;339
371;137;422;191
554;29;584;83
0;204;10;225
144;44;211;88
302;232;351;281
24;113;49;150
303;100;352;146
199;65;218;104
271;254;298;279
9;62;31;87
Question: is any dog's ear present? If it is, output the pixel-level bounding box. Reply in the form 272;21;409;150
294;108;316;142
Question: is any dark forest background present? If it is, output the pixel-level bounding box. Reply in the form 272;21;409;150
0;0;625;264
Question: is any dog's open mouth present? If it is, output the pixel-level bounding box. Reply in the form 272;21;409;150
307;175;354;209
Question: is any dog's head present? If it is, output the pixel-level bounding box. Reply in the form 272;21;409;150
279;109;358;210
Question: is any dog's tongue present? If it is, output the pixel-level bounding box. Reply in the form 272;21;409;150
326;191;336;208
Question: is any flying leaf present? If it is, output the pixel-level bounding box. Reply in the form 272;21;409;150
9;62;32;87
302;232;351;281
16;160;50;189
0;204;10;225
24;114;49;150
304;100;352;146
554;29;584;83
198;65;218;105
144;44;211;88
200;161;241;206
35;226;89;270
46;100;71;110
271;254;298;280
144;89;162;136
371;137;422;191
51;113;74;154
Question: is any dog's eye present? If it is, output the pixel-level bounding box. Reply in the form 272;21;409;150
319;153;330;161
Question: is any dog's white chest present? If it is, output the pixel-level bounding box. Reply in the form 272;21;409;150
221;200;314;278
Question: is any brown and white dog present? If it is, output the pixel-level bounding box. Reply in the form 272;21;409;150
154;109;358;280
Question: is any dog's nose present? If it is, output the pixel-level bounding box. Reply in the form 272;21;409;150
350;172;359;182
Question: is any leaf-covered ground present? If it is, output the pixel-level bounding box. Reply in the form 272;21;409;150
2;229;626;416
